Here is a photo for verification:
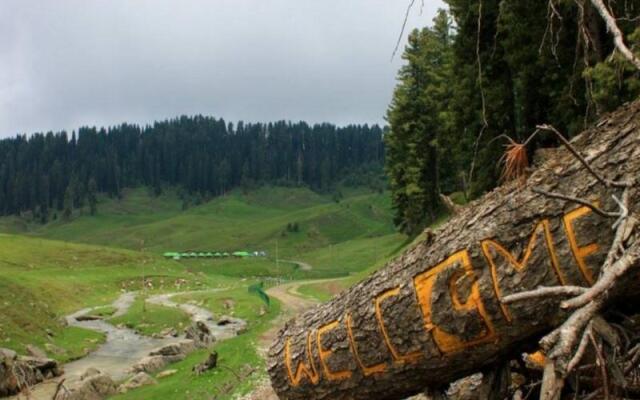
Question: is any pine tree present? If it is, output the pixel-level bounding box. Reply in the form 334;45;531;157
88;178;98;216
63;185;73;221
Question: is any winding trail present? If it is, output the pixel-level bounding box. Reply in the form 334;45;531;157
278;259;313;272
240;278;347;400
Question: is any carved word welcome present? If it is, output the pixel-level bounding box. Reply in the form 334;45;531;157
283;206;600;387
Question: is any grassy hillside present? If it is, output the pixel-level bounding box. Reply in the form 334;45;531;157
296;215;450;301
0;233;228;359
0;185;409;398
1;186;406;279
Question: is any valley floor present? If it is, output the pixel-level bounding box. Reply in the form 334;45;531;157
0;186;412;399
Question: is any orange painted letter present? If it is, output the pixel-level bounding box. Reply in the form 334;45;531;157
346;313;387;376
482;219;565;322
316;321;352;381
374;288;422;364
413;250;496;354
563;206;599;285
285;332;319;387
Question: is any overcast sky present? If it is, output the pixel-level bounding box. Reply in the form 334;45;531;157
1;0;444;137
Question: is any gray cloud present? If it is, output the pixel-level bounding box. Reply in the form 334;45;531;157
0;0;444;137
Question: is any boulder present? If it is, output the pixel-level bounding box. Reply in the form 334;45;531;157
19;356;63;380
0;348;63;396
185;321;215;348
26;344;47;359
0;349;19;397
149;340;195;357
156;369;178;379
56;369;117;400
75;315;103;322
192;351;218;375
80;367;101;380
129;355;169;374
118;372;157;393
0;348;16;361
159;327;178;337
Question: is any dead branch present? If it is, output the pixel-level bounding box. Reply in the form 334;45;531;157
540;360;563;400
392;0;418;60
532;188;619;218
439;193;461;215
502;286;588;304
561;242;639;309
589;0;640;70
52;379;66;400
588;331;610;399
467;0;489;195
566;322;593;374
535;124;630;188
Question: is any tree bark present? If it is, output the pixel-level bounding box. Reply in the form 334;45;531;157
267;101;640;400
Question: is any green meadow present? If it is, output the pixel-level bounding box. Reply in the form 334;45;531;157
0;185;411;398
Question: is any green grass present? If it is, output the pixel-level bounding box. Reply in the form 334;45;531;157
1;187;403;279
0;185;412;398
114;288;282;400
296;213;451;302
0;233;219;360
92;305;118;318
47;326;106;363
110;298;192;336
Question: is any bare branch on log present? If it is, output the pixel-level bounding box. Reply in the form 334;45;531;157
561;242;640;309
540;360;563;400
589;0;640;70
588;330;610;399
532;188;619;218
566;322;593;374
439;193;462;216
535;124;630;188
502;286;588;304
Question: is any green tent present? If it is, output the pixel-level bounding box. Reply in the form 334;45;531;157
233;251;251;258
163;252;179;258
198;252;207;258
205;252;213;258
222;252;230;257
214;252;222;258
189;252;198;258
180;252;190;258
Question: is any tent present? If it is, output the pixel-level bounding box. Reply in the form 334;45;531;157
232;251;251;258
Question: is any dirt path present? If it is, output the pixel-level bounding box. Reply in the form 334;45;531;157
279;259;313;271
239;278;346;400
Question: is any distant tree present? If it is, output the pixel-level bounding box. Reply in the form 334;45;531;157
88;178;98;216
63;185;73;221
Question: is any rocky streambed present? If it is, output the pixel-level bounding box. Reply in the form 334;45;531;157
5;289;247;399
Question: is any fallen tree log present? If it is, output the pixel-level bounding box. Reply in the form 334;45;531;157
267;101;640;400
